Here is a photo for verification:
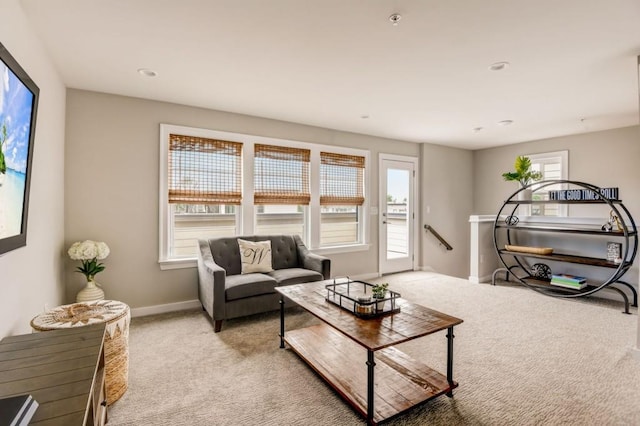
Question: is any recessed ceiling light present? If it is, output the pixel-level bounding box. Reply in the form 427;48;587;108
489;61;510;71
473;127;483;133
498;120;514;126
389;13;402;26
360;114;370;119
137;68;158;77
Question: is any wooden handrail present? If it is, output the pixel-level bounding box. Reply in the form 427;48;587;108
424;224;453;251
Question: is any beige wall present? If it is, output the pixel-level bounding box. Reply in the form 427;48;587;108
61;75;640;316
2;53;631;325
66;90;437;310
0;0;67;337
473;126;640;217
473;125;640;288
420;143;474;277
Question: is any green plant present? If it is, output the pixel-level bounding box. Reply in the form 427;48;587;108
371;283;389;299
68;240;110;281
502;155;543;187
75;258;107;281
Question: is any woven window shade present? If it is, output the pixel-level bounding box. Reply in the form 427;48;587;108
168;134;242;204
320;152;365;205
254;144;310;205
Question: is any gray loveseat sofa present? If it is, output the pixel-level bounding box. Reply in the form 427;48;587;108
197;235;330;332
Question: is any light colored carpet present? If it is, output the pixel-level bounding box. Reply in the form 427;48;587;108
107;272;640;425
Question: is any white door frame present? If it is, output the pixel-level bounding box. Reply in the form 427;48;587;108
378;154;419;275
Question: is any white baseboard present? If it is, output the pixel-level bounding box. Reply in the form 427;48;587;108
350;269;438;280
129;274;384;317
130;299;202;318
130;270;447;317
469;274;493;284
630;346;640;361
343;272;380;281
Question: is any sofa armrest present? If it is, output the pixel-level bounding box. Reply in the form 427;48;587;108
294;235;331;279
197;239;227;320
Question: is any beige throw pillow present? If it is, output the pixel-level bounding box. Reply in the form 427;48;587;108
238;239;273;274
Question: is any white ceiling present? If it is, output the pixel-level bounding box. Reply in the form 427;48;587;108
21;0;640;150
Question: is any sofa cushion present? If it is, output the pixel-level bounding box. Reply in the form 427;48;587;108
269;235;300;270
208;235;301;276
226;273;278;301
267;268;323;286
209;238;243;276
238;239;273;274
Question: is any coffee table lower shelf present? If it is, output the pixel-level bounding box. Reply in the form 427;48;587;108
284;323;456;424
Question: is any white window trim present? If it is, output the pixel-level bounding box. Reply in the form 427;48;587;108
527;150;568;176
313;243;371;256
527;150;569;217
159;124;370;269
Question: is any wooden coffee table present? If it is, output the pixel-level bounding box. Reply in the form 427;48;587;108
276;280;463;425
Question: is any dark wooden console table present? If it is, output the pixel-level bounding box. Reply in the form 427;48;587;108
0;324;107;425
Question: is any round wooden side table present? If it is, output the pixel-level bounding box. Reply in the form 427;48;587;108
30;300;130;404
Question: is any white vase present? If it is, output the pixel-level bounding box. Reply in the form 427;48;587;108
517;188;532;216
517;188;533;200
76;278;105;303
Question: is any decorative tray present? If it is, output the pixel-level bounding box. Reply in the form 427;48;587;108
505;244;554;255
325;278;401;319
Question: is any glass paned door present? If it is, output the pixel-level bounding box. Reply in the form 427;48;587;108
380;157;416;274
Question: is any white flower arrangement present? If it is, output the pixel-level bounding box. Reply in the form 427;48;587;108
68;240;110;281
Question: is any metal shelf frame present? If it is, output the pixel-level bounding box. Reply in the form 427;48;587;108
492;180;638;313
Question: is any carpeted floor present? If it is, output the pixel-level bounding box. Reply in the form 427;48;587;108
107;272;640;425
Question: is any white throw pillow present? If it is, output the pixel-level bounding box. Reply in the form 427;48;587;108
238;239;273;274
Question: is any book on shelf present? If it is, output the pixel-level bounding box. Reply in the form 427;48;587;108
551;274;586;283
550;274;587;289
0;394;38;426
550;280;587;290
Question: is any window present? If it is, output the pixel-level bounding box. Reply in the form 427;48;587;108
255;204;306;237
159;124;370;268
161;132;242;263
319;152;365;246
528;150;568;217
171;204;238;257
254;144;310;237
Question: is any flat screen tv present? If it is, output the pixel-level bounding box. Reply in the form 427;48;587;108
0;42;39;256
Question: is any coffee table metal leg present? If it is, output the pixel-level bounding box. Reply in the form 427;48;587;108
279;296;285;349
446;326;455;397
366;349;375;424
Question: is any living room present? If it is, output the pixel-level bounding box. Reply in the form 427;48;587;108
1;1;639;424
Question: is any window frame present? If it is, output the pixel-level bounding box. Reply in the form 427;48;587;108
159;124;370;269
318;151;366;248
526;150;569;217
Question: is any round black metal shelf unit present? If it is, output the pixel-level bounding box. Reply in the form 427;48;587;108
492;180;638;313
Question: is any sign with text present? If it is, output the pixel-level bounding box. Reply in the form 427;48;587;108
549;187;619;201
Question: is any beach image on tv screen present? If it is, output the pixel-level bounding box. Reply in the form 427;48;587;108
0;60;34;239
